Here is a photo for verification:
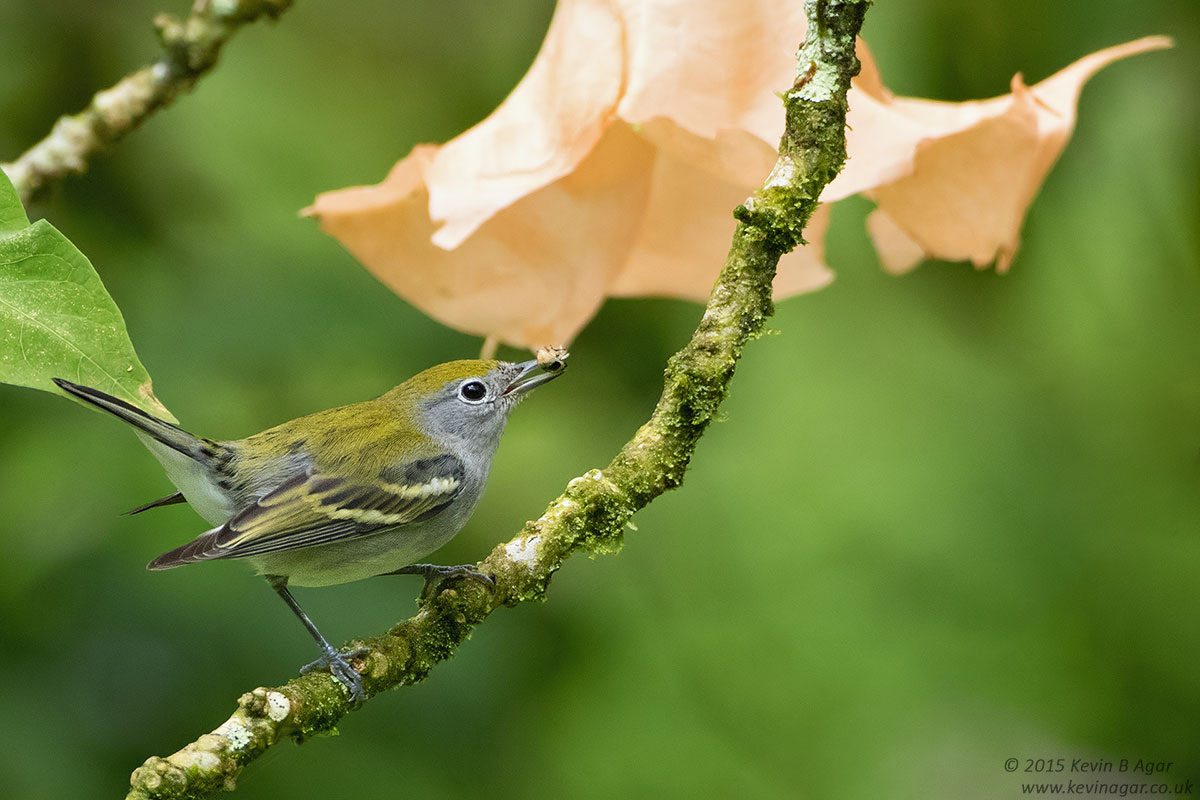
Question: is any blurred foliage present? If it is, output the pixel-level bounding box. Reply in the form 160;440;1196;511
0;1;1196;798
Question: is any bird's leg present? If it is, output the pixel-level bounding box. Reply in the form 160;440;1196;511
379;563;496;600
266;575;367;705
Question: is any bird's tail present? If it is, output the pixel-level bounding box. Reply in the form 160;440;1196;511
53;378;212;462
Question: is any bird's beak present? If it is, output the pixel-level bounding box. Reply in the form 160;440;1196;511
503;358;566;397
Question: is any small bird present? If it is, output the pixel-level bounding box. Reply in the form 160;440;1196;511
53;358;564;701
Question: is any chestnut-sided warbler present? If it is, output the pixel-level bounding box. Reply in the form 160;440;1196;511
54;358;565;701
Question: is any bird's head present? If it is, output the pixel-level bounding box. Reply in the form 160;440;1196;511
386;358;566;455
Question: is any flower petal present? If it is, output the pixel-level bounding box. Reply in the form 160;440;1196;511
612;0;808;146
309;126;656;346
610;119;832;302
862;36;1173;272
425;0;627;250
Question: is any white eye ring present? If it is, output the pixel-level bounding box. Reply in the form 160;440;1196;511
458;380;488;404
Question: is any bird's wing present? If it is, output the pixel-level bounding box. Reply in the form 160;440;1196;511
147;455;465;569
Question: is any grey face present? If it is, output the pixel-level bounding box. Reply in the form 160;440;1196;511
419;360;561;455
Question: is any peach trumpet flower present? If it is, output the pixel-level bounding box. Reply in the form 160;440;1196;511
304;0;1170;348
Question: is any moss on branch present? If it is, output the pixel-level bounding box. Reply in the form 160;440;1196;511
126;1;871;797
1;0;293;205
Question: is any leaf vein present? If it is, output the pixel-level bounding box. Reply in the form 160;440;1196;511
0;292;139;406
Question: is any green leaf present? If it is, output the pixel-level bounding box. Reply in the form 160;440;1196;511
0;171;29;233
0;169;176;422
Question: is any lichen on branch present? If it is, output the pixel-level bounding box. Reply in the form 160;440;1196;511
1;0;293;205
125;1;871;797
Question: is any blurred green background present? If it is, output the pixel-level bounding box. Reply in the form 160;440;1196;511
1;1;1196;798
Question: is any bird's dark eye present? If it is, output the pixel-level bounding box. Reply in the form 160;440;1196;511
459;381;487;402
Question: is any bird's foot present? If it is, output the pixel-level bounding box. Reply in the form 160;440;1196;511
300;646;369;705
386;563;496;599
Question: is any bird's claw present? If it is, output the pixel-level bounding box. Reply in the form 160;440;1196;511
301;646;369;705
389;563;496;599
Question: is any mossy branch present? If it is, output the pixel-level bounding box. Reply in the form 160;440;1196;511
125;1;871;797
1;0;293;205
